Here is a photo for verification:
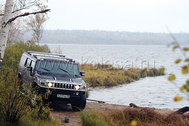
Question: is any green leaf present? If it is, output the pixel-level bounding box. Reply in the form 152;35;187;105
159;67;165;73
183;47;189;51
185;58;189;62
168;74;176;81
172;45;179;51
175;59;181;64
184;85;189;92
186;80;189;85
180;86;185;91
182;66;188;74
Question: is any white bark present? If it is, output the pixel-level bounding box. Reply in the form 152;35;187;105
0;1;49;68
0;0;13;63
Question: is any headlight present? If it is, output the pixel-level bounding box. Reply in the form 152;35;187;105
75;85;80;90
47;82;54;87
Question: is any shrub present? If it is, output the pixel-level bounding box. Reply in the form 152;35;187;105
30;94;51;121
0;69;31;123
31;104;50;121
0;41;51;124
1;41;50;72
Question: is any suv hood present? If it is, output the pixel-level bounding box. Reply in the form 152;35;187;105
36;74;83;85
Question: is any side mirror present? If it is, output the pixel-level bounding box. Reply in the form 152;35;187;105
27;66;32;72
80;72;85;76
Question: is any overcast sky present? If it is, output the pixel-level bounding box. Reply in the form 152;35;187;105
46;0;189;33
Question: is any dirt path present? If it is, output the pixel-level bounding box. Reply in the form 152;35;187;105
50;102;174;126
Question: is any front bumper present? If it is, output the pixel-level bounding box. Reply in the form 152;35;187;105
38;87;85;103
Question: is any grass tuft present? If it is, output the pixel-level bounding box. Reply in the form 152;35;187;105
80;111;109;126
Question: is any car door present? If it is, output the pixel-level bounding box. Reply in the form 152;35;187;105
22;57;29;83
24;58;32;84
25;59;35;85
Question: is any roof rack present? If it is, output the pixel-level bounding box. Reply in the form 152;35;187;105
26;51;75;62
66;58;73;62
27;51;66;59
26;51;75;63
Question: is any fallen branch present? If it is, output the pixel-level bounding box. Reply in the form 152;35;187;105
129;103;139;108
176;106;189;114
129;103;189;115
87;99;105;103
2;9;50;28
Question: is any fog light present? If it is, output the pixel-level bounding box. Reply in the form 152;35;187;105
75;85;80;90
76;92;79;95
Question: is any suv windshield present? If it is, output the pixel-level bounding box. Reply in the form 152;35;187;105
34;60;80;78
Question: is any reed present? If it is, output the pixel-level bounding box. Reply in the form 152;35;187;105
80;64;164;87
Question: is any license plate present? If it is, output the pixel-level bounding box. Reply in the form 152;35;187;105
57;94;70;99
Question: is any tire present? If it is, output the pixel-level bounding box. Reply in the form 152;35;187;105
71;94;86;111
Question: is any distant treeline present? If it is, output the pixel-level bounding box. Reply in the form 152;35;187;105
23;30;189;45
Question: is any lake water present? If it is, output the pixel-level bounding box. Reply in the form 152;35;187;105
47;44;189;109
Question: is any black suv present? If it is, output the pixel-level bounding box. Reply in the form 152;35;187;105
18;51;87;111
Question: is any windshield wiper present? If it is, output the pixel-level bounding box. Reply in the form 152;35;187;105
58;67;73;82
39;67;49;72
38;67;56;80
74;74;80;78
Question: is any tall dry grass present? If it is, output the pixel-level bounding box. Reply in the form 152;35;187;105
81;108;189;126
80;64;164;87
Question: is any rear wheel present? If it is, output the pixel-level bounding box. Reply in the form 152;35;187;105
71;94;86;111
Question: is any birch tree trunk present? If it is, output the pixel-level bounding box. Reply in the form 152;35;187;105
0;0;13;65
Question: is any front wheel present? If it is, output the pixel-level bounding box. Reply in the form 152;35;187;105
71;94;86;111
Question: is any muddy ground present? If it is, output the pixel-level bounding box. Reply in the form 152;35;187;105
50;102;174;126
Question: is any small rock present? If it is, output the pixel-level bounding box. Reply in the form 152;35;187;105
64;116;69;123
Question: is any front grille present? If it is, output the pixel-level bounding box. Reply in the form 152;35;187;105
54;83;74;89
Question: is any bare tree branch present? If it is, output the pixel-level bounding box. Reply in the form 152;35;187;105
2;9;50;28
12;2;36;13
0;2;36;16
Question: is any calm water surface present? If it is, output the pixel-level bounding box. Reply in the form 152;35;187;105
47;44;189;109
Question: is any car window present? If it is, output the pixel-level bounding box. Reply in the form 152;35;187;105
35;60;80;77
26;58;31;67
24;58;28;67
30;61;35;69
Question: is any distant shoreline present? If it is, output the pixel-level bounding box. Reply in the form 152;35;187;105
41;43;189;46
23;30;189;45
